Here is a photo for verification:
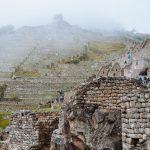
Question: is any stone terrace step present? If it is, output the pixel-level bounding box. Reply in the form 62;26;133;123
0;75;85;100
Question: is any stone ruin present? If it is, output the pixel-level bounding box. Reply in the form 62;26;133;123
8;110;59;150
98;59;150;80
7;77;150;150
97;63;123;78
51;77;150;150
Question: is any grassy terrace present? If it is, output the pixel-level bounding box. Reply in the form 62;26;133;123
0;117;9;129
0;111;12;116
4;96;55;101
33;103;61;113
0;103;61;112
0;111;12;129
61;42;126;65
14;67;40;78
88;42;126;60
0;103;61;129
0;104;37;110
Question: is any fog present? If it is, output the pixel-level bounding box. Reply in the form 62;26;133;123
0;0;150;33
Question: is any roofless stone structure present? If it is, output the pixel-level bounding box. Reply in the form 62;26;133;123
51;77;150;150
8;111;59;150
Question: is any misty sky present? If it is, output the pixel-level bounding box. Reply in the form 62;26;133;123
0;0;150;33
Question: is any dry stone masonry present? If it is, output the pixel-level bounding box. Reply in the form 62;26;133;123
8;110;59;150
51;77;150;150
122;90;150;149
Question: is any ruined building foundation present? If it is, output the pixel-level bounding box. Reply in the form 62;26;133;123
51;77;150;150
8;111;59;150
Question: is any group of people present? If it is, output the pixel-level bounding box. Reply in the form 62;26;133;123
55;89;64;103
138;76;150;87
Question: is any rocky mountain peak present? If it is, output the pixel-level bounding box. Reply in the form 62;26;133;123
52;14;71;28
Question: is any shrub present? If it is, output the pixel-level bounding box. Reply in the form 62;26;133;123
14;66;40;77
62;52;89;64
0;84;7;98
10;93;20;101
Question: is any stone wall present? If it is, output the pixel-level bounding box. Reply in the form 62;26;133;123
8;110;59;150
0;76;85;100
51;77;150;150
148;68;150;77
98;65;110;77
122;90;150;149
97;63;122;78
51;105;122;150
108;63;122;77
73;77;143;110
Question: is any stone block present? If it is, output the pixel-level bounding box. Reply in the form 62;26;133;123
145;128;150;136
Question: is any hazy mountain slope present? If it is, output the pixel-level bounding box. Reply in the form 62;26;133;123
0;15;103;72
0;14;149;72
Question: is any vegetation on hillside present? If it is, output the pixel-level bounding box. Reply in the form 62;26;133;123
33;103;61;112
88;42;126;60
10;93;20;101
0;111;11;129
14;66;40;78
61;42;126;64
62;52;89;64
0;84;7;98
0;117;9;129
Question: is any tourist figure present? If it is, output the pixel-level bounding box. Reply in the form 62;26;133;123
127;51;132;60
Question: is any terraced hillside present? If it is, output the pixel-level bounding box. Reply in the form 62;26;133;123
0;38;137;112
0;76;86;100
1;23;148;114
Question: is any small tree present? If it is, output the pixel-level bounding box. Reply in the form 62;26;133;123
10;93;20;101
0;84;7;98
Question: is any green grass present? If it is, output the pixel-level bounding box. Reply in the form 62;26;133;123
61;52;89;64
60;42;126;63
89;42;126;52
33;104;61;113
0;111;12;116
0;111;11;129
88;42;126;60
0;117;9;129
14;67;40;78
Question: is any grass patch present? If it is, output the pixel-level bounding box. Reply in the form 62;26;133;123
14;66;40;78
0;84;7;98
9;93;20;101
88;42;126;60
0;111;11;129
33;103;61;113
0;111;12;116
61;42;126;63
62;52;89;64
0;117;9;129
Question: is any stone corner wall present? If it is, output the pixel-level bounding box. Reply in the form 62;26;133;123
73;77;144;110
121;90;150;149
8;110;59;150
53;76;150;150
